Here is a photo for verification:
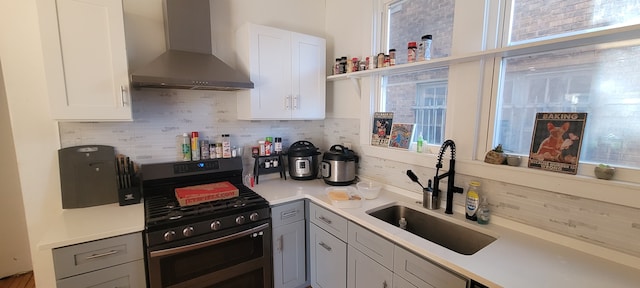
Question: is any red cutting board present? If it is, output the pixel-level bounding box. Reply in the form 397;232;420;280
175;181;239;206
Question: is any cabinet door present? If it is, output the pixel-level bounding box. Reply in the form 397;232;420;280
56;259;146;288
290;32;326;120
310;223;347;288
42;0;131;121
273;220;306;288
393;246;467;288
238;24;292;120
348;246;393;288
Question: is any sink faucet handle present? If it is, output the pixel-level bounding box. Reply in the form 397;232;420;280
453;185;464;194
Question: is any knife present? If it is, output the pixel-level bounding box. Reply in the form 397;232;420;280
115;157;122;189
124;157;131;188
119;157;126;189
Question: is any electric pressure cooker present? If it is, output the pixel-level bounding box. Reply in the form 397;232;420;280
321;145;358;186
287;141;321;180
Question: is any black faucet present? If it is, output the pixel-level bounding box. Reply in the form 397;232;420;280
430;139;464;214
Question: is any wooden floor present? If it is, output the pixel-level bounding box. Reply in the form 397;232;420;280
0;271;34;288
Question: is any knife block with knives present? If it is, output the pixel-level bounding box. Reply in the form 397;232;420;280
116;154;141;206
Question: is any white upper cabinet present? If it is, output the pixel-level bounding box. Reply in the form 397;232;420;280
38;0;132;121
236;23;326;120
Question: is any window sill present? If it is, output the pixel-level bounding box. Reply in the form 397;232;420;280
361;145;640;209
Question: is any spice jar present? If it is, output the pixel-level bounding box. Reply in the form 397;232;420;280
419;34;432;61
377;53;385;68
407;42;417;63
274;137;282;154
222;134;231;158
389;49;396;66
265;137;273;156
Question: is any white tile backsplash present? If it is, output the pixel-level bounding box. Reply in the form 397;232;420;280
59;90;640;258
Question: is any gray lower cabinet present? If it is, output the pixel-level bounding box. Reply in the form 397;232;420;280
52;232;145;288
272;201;307;288
309;202;348;288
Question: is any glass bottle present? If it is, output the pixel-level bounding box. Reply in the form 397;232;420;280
477;197;491;224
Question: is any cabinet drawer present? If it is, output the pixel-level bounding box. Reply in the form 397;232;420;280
309;202;348;241
347;222;394;270
272;200;305;227
394;246;467;288
56;259;146;288
53;232;143;279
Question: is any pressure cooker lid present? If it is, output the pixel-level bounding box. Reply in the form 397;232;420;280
288;141;320;157
323;144;357;161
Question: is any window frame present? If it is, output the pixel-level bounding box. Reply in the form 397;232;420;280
356;0;640;209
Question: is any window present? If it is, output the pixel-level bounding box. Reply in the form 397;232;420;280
495;0;640;169
415;79;447;144
508;0;640;44
380;0;455;145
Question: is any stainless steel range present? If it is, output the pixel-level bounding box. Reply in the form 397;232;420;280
141;158;272;288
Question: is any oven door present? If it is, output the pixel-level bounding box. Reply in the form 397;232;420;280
147;221;272;288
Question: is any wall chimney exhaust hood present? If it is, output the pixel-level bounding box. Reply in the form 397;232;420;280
130;0;253;91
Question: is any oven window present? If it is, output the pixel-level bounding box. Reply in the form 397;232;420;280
159;232;265;286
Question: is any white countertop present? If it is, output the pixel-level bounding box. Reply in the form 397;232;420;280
34;177;640;287
38;202;144;250
251;176;640;288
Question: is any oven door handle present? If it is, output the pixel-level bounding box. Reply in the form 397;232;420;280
150;223;270;258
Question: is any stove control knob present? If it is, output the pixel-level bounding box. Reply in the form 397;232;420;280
210;220;221;231
183;226;194;237
236;215;245;225
250;212;259;221
164;231;176;241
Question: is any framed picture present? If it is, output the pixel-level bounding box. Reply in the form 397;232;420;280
371;112;394;147
528;112;587;175
388;123;414;150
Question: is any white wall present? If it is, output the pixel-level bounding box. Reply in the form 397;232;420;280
0;61;32;277
0;0;331;286
0;0;63;285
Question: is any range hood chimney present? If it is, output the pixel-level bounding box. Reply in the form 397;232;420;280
130;0;253;91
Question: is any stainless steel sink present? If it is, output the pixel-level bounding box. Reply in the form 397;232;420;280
367;204;497;255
